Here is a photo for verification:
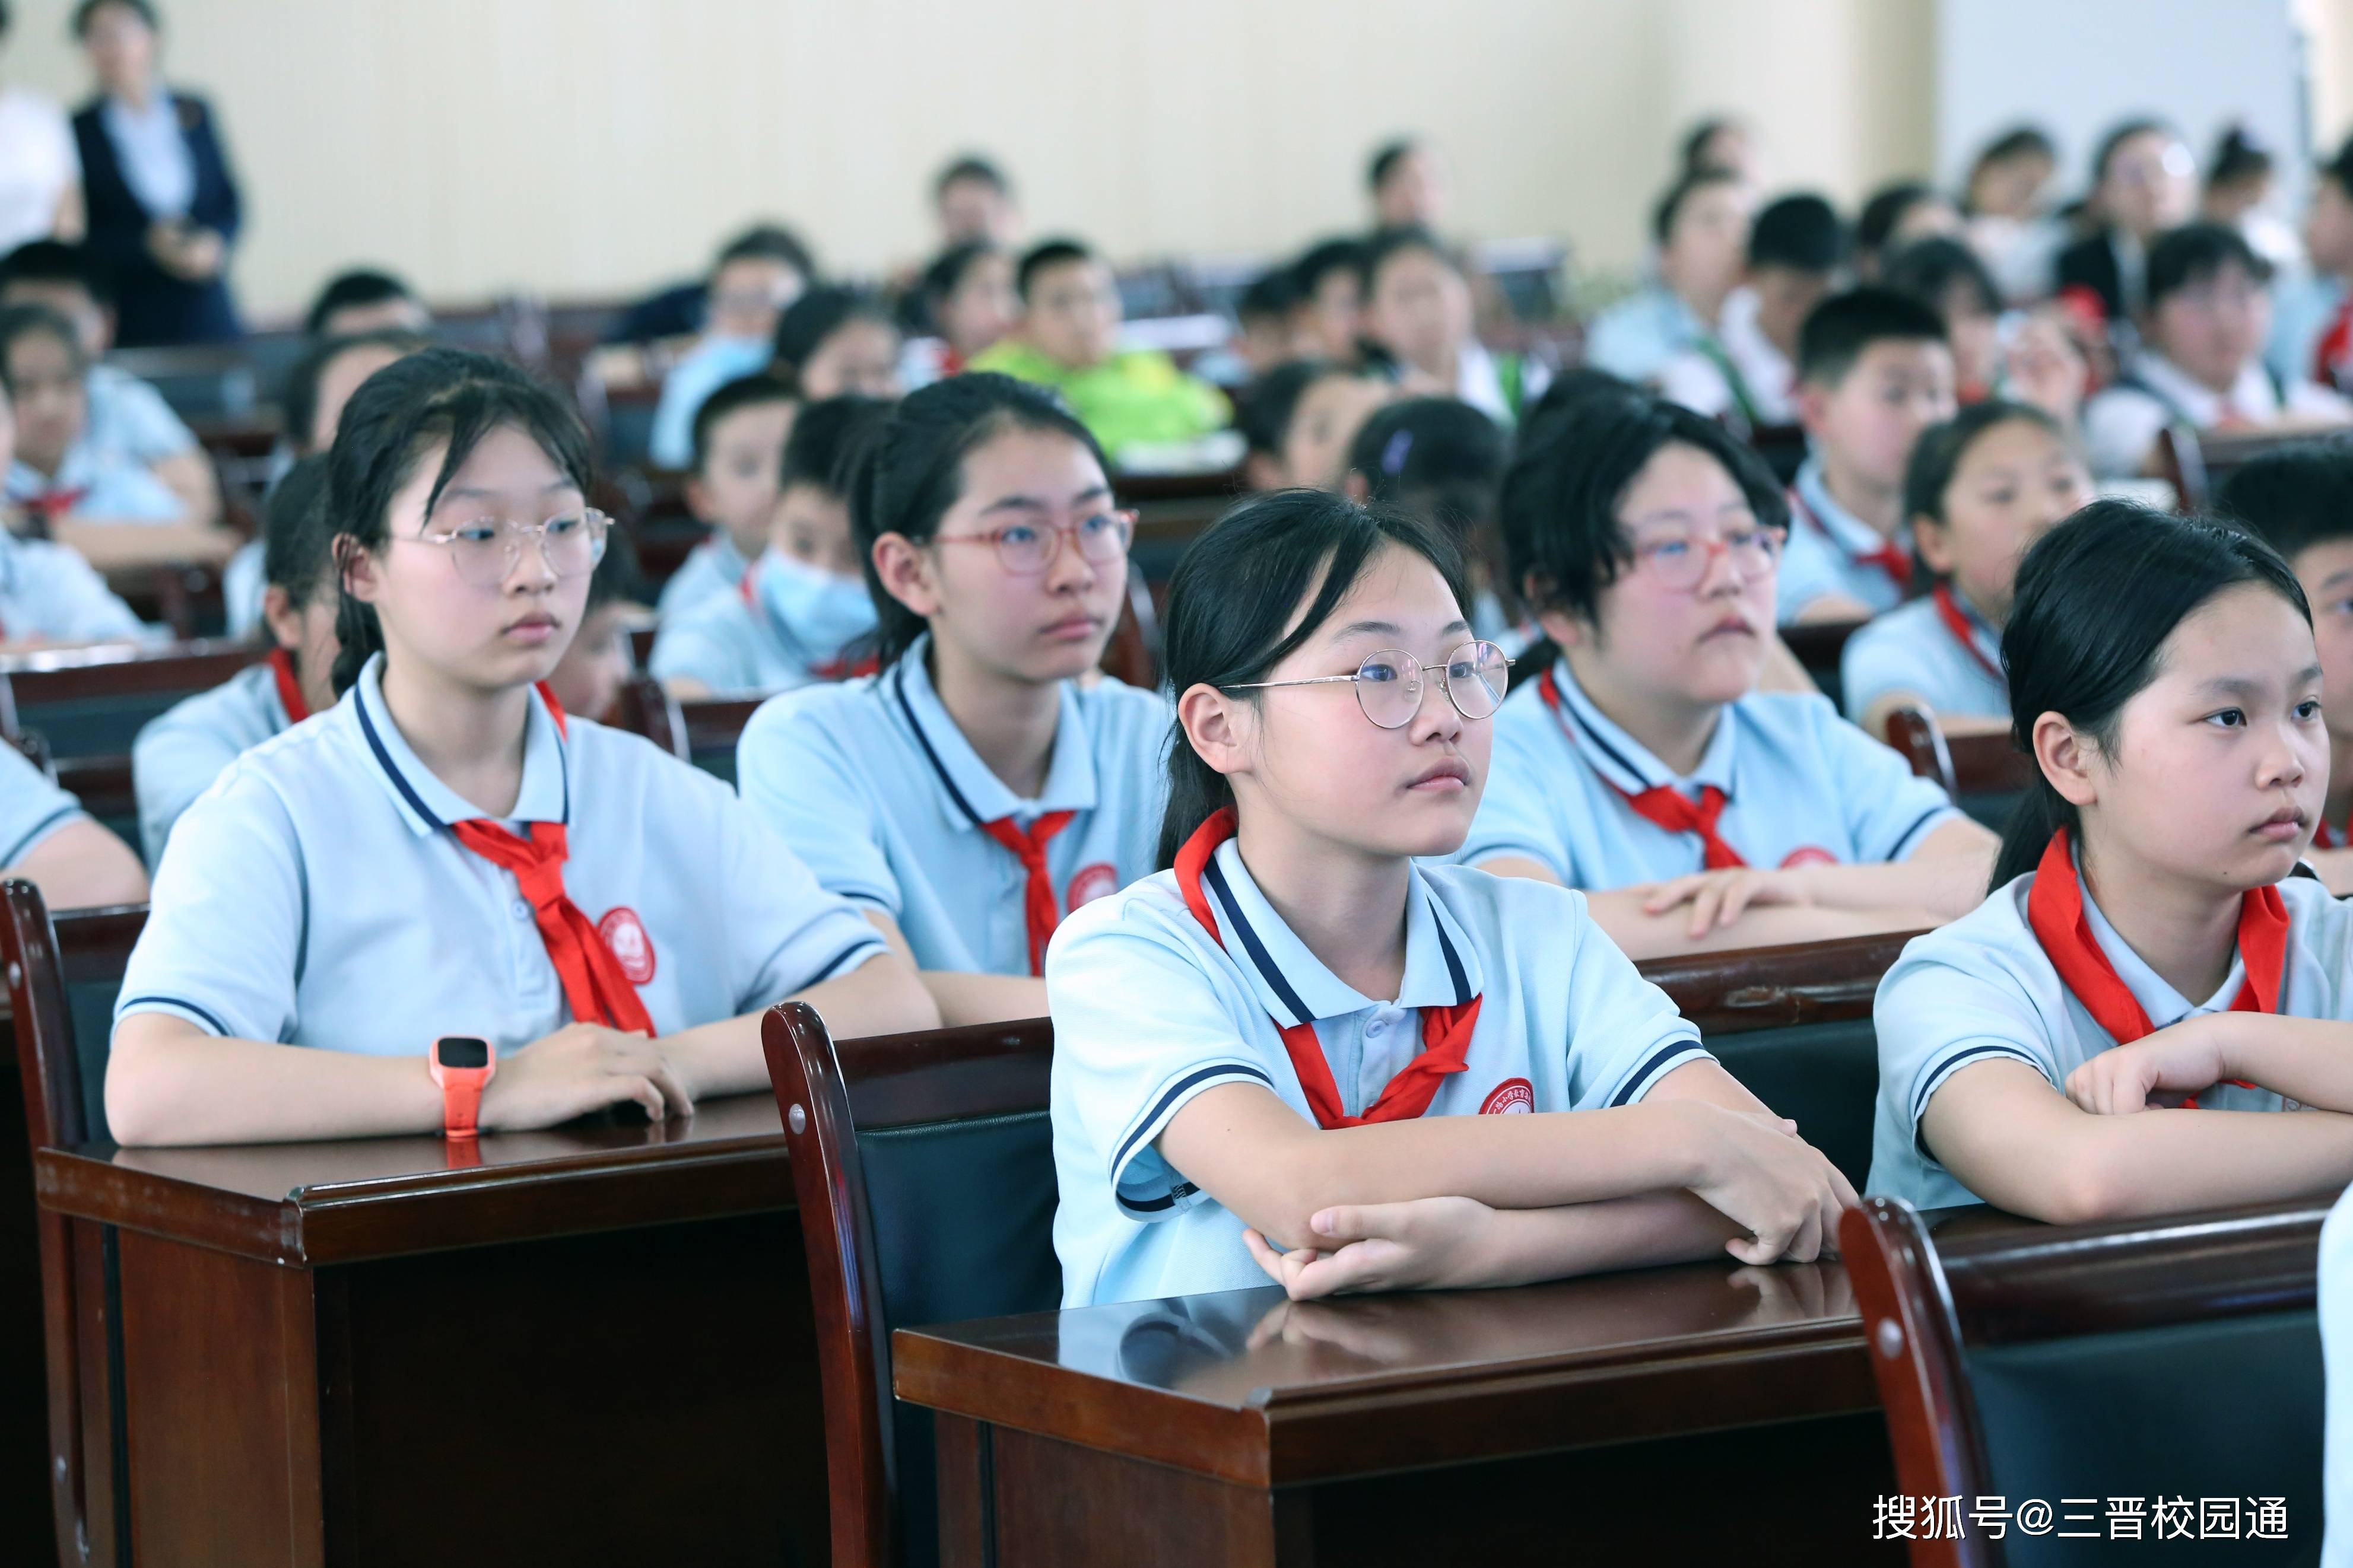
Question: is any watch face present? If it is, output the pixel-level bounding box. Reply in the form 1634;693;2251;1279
435;1037;491;1071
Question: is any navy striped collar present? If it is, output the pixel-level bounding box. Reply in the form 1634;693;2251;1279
1543;656;1738;798
887;634;1098;831
350;653;570;836
1790;456;1910;565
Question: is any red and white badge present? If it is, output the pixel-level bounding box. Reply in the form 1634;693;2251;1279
1064;862;1122;913
1479;1077;1535;1115
596;907;658;985
1779;846;1836;870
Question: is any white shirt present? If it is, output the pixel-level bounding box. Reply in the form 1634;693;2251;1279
1451;340;1547;425
1868;868;2353;1211
1582;284;1709;386
1656;287;1798;427
131;659;291;866
0;740;85;868
1778;456;1911;624
0;88;77;256
0;527;147;644
736;638;1170;976
1460;656;1958;888
99;90;193;220
117;654;885;1055
1049;847;1710;1306
2082;352;2353;479
1840;591;2007;728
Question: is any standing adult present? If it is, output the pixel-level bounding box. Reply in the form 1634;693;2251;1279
0;4;82;256
69;0;241;346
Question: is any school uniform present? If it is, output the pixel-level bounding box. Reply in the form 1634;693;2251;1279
1050;811;1714;1306
1777;457;1912;624
0;740;87;868
1458;657;1960;889
2082;351;2353;479
653;531;752;622
7;441;185;522
85;364;201;468
1868;839;2353;1211
1655;287;1798;430
646;549;872;696
1582;283;1709;386
1839;586;2006;726
0;526;147;644
647;335;773;470
1451;341;1548;426
116;653;885;1055
131;651;306;866
735;635;1170;977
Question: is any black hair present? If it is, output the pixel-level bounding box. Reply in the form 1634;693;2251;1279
72;0;154;37
1239;360;1350;459
261;455;336;608
1679;117;1742;177
770;287;893;392
1367;139;1421;192
687;371;795;476
0;239;110;306
2207;125;2273;192
920;240;1001;308
2090;117;2178;186
1500;392;1786;638
1015;237;1095;303
1651;168;1745;246
844;372;1109;669
1348;396;1508;605
1293;237;1366;299
583;522;644;616
2215;438;2353;563
1238;266;1302;325
1992;501;2308;886
1795;286;1949;387
1963;126;2058;215
1880;237;2002;327
1902;399;2069;536
1516;367;1641;448
712;223;816;287
1857;182;1946;259
2144;220;2271;311
2325;133;2353;198
0;4;11;37
935;154;1011;201
325;348;595;695
282;327;431;456
1155;489;1468;866
780;394;893;496
1747;193;1849;273
302;269;420;339
0;302;86;386
1356;225;1457;297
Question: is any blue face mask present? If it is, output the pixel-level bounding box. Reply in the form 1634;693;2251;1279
757;547;877;659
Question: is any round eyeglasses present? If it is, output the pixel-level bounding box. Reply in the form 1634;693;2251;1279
1225;641;1513;730
929;510;1136;575
399;508;612;589
1630;523;1786;592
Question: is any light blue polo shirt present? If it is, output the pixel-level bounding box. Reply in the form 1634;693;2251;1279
655;532;753;622
1868;866;2353;1211
736;636;1171;975
1778;457;1912;624
0;528;147;644
1840;590;2008;726
1581;284;1707;385
0;740;86;867
85;364;198;465
1460;657;1960;888
132;659;292;865
116;653;885;1056
1049;846;1712;1306
646;570;825;697
647;335;773;470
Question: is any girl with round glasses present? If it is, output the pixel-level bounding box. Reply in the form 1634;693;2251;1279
736;373;1171;1025
1048;488;1853;1307
105;348;935;1147
1460;394;1999;957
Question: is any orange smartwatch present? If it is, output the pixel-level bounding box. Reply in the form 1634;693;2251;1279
428;1036;496;1140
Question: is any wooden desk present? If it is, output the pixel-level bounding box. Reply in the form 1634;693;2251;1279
895;1208;2036;1567
33;1093;824;1567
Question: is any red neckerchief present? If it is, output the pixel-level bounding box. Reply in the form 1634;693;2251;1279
1932;585;2004;685
2026;828;2281;1108
1537;669;1745;869
268;648;310;723
1173;807;1482;1128
2314;291;2353;393
980;811;1078;976
1787;481;1912;594
19;485;85;535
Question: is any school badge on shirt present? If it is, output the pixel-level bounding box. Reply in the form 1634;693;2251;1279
597;907;658;985
1065;862;1122;913
1479;1078;1535;1114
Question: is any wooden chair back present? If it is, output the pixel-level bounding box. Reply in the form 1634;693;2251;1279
1884;708;2036;832
0;642;262;759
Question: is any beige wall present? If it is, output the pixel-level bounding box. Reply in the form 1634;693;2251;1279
0;0;2336;323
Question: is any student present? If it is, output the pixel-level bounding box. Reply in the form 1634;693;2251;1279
933;153;1018;249
1582;169;1753;386
1460;395;1996;957
545;526;646;726
645;227;812;469
1341;395;1514;647
652;373;796;621
2082;222;2353;480
1868;502;2353;1220
652;395;888;698
1840;402;2092;741
2201;125;2294;269
1879;237;2085;425
971;237;1229;463
104;348;935;1149
1777;287;1958;624
0;374;144;646
1;740;145;907
303;268;430;338
1853;182;1961;281
1238;359;1389;493
2054;119;2197;325
135;460;335;864
1290;237;1365;365
1961;125;2061;303
770;285;903;403
1049;488;1855;1308
1358;227;1547;423
736;374;1169;1025
1679;116;1757;185
1367;138;1447;232
1217;266;1305;386
1657;192;1849;431
2281;134;2353;394
910;239;1014;381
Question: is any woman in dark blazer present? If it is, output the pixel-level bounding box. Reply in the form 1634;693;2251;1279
69;0;241;346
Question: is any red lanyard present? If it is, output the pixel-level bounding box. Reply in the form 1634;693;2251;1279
1787;482;1913;594
1171;807;1482;1128
1537;670;1746;869
1931;585;2004;685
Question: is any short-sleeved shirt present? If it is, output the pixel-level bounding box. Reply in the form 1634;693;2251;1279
736;638;1170;975
1840;590;2007;726
0;527;147;644
1867;867;2353;1210
0;740;86;867
646;565;828;696
1049;848;1712;1306
1777;457;1911;624
654;532;752;622
85;364;198;466
1582;284;1707;386
1460;657;1960;888
117;653;885;1055
1655;287;1798;427
647;335;772;470
2083;352;2353;479
8;443;183;522
131;659;292;865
